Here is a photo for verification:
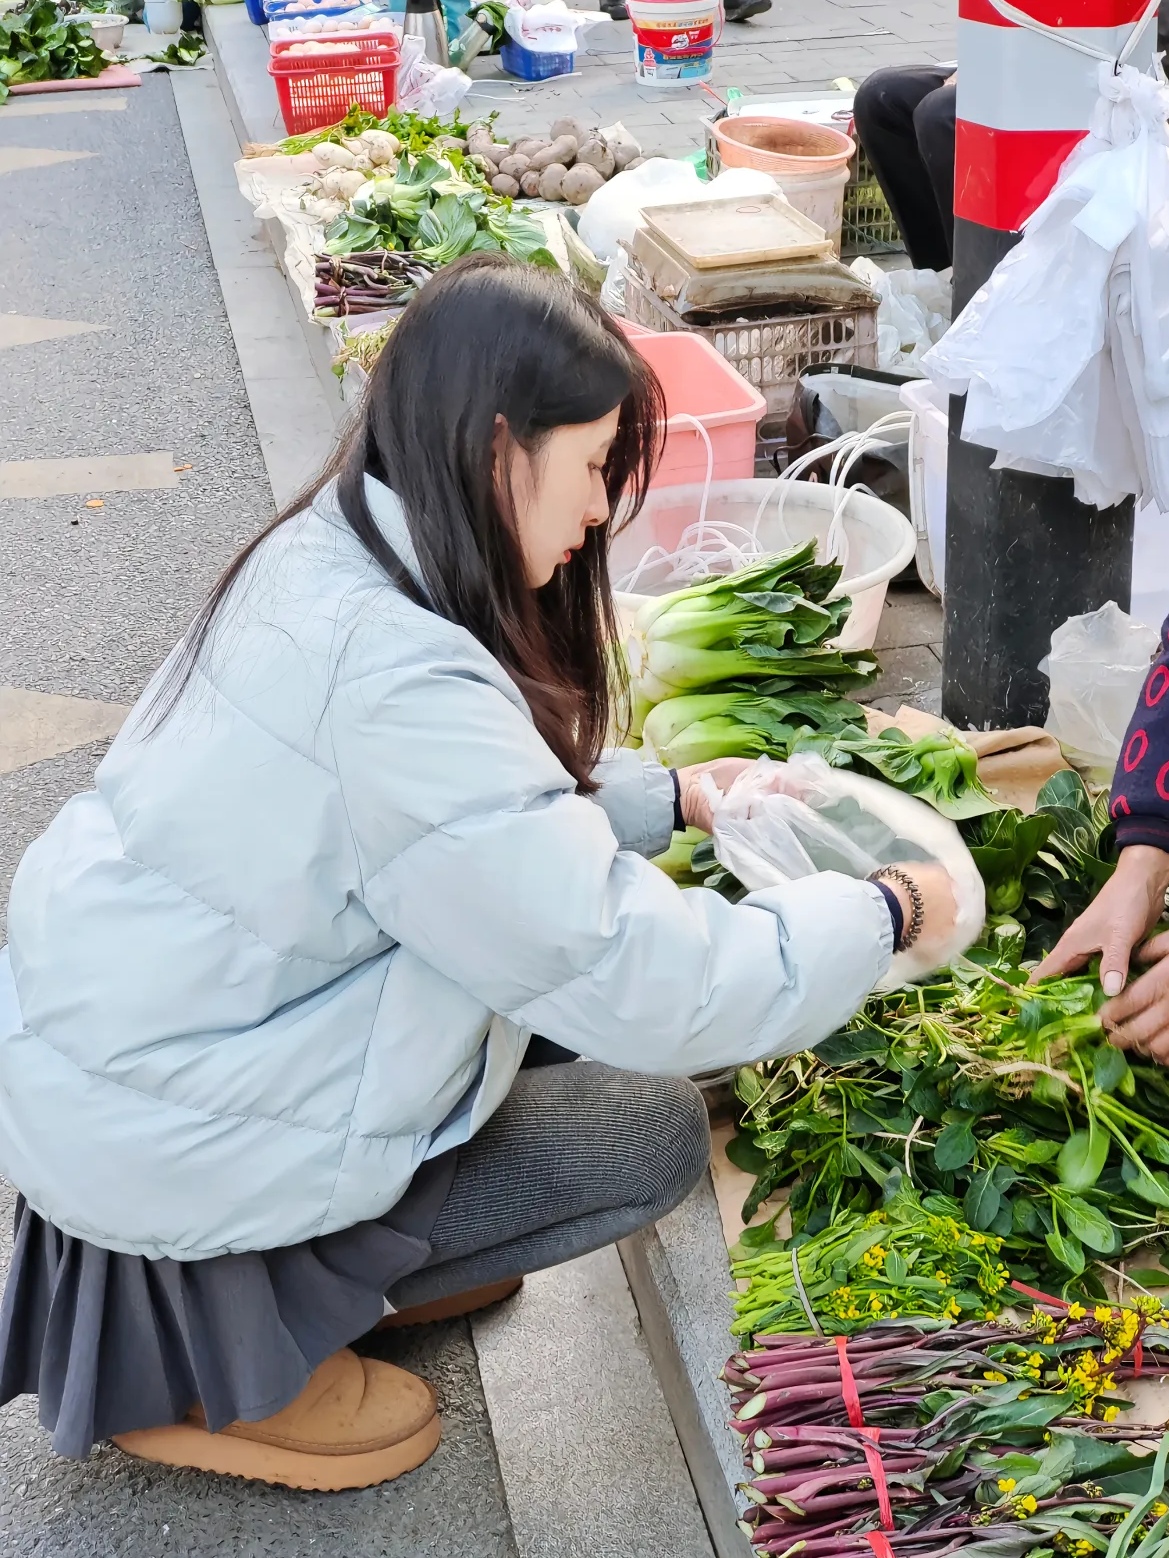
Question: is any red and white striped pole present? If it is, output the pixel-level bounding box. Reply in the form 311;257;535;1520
941;0;1154;729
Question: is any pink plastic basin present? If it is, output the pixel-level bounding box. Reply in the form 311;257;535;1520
619;324;767;489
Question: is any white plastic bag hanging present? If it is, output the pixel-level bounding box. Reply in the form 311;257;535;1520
711;754;985;988
922;51;1169;510
1039;601;1158;784
396;33;472;114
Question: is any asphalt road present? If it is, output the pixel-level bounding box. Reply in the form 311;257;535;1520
0;72;516;1558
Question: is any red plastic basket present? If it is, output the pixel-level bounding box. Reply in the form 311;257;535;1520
268;36;399;136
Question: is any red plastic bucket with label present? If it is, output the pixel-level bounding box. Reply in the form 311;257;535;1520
626;0;720;83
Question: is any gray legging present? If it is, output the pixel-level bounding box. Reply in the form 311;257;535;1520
385;1053;712;1310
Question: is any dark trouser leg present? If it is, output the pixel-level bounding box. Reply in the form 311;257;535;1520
914;83;956;270
385;1062;710;1308
853;65;955;271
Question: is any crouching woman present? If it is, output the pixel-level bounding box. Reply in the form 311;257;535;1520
0;255;954;1491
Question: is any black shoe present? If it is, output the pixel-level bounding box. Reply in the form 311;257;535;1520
724;0;770;19
601;0;629;16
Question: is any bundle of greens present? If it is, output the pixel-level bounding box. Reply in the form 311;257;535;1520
0;0;104;100
961;769;1116;954
735;1399;1169;1557
729;1193;1013;1337
322;154;557;265
249;105;474;159
793;726;999;821
330;317;398;380
629;546;876;711
729;938;1169;1296
314;250;434;317
643;689;867;769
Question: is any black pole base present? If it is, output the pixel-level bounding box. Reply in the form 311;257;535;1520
942;215;1134;731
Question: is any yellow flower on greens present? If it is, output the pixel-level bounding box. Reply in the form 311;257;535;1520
1094;1305;1114;1323
1067;1302;1086;1320
997;1478;1017;1493
984;1370;1008;1384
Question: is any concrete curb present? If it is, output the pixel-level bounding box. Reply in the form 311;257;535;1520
200;4;346;413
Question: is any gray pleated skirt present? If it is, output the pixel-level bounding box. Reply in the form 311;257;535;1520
0;1151;457;1460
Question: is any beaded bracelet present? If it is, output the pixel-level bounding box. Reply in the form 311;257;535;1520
869;866;924;953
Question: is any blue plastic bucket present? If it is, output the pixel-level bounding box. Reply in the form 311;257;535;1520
499;38;574;78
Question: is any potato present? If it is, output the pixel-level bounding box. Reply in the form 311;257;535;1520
623;156;646;171
498;153;530;179
519;170;542;197
607;129;642;172
537;162;568;200
511;136;548;159
433;134;468;150
528;135;578;172
573;137;615;178
491;173;520;197
561;163;605;204
551;116;591;145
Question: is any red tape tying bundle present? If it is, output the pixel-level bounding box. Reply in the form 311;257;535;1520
865;1530;897;1558
833;1336;894;1530
834;1334;865;1426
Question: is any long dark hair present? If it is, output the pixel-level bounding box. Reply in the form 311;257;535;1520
148;254;664;790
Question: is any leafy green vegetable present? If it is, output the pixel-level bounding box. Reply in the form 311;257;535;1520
728;942;1169;1297
0;1;105;101
641;687;865;768
628;545;877;708
411;191;479;264
793;724;1000;820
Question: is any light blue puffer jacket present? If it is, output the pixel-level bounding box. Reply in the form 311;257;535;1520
0;478;893;1261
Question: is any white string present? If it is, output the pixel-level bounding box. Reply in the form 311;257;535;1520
767;409;914;580
983;0;1158;70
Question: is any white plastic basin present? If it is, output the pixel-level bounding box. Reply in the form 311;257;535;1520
610;477;916;651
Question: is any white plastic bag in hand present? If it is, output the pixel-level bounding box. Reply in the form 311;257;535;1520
710;754;985;989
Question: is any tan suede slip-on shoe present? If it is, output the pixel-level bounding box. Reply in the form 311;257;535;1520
111;1348;440;1491
377;1275;523;1329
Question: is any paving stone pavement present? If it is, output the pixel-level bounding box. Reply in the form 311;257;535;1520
470;0;956;151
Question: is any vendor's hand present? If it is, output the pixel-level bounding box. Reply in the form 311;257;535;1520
676;758;756;834
882;862;959;962
1098;935;1169;1061
1033;845;1169;996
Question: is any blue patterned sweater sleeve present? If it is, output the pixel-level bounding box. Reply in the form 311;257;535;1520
1111;617;1169;853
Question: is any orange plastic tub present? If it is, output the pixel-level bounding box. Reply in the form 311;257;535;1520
713;115;854;176
619;326;767;488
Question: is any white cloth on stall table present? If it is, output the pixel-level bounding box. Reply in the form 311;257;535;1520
922;62;1169;511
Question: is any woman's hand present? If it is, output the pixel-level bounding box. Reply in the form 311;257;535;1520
1033;845;1169;996
675;758;756;834
880;862;959;962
